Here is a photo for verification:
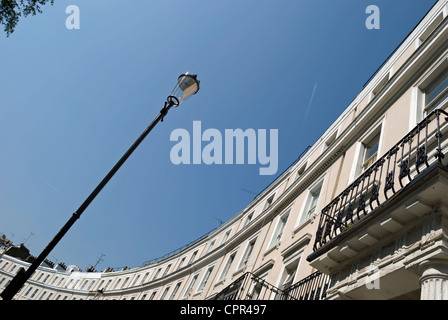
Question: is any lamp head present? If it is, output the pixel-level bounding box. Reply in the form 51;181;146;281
169;72;200;106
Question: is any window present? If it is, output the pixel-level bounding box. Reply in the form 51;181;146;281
220;252;236;281
370;72;390;101
131;275;140;287
263;194;275;211
87;280;95;291
160;286;170;300
177;257;186;270
221;229;231;245
162;264;171;278
243;212;254;228
104;279;112;290
295;163;307;180
249;273;269;300
300;181;323;224
23;286;33;297
153;268;161;280
182;274;199;299
323;131;337;152
269;209;290;248
425;66;448;111
113;279;121;290
188;251;198;265
80;280;88;290
169;282;182;300
362;133;380;171
205;240;215;254
418;11;444;44
275;257;302;299
149;291;157;300
279;264;299;291
121;277;129;288
197;266;214;293
415;56;448;121
352;121;383;180
57;278;64;286
97;280;105;290
39;291;47;299
30;288;39;299
240;238;256;269
141;272;149;283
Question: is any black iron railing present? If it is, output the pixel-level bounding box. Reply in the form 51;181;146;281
213;272;283;300
212;271;329;300
313;108;448;251
282;271;330;300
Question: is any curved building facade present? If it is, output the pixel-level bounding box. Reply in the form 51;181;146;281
1;0;448;300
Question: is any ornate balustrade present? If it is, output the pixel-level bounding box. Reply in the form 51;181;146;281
212;271;329;300
313;107;448;252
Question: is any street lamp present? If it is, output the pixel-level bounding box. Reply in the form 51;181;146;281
0;73;200;301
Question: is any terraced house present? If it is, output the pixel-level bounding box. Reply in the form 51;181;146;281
1;0;448;300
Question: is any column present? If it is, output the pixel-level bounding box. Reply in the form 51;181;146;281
419;259;448;300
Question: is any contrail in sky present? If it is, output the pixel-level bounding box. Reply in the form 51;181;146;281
301;82;318;125
42;178;59;193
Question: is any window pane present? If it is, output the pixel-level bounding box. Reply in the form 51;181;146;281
426;68;448;104
426;68;448;110
364;137;379;161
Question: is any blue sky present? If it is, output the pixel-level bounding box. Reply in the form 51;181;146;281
0;0;436;270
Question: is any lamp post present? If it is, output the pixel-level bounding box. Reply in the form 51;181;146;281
0;73;200;301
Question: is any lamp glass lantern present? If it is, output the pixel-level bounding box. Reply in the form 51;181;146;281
169;72;200;105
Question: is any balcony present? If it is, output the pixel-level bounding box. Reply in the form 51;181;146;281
211;271;329;300
306;105;448;298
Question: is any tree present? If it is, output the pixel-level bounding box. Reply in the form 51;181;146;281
0;0;54;37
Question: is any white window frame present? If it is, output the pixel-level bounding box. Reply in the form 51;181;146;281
169;281;182;300
248;270;270;300
205;239;216;255
369;70;391;102
219;250;237;281
416;9;446;48
196;265;215;294
243;211;254;228
349;118;385;183
322;129;338;153
298;177;324;225
239;237;257;270
411;54;448;127
268;208;291;249
188;251;198;265
263;193;276;211
220;228;232;245
295;162;307;181
162;264;172;278
160;286;170;300
153;268;161;280
177;257;186;270
182;273;199;299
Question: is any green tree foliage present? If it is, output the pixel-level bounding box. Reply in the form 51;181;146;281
0;0;54;36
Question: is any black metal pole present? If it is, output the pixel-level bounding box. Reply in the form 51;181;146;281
0;97;178;300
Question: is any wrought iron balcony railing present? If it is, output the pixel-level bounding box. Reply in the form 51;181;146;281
282;271;330;300
313;107;448;252
213;272;283;300
212;271;329;300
